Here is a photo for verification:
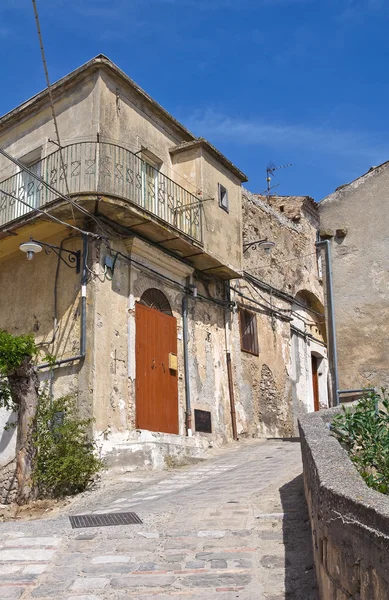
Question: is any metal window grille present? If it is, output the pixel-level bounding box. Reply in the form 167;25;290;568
239;308;259;355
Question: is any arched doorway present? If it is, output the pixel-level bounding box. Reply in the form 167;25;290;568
139;288;173;316
291;290;329;413
135;289;178;434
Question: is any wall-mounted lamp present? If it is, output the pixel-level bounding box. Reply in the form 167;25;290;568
243;238;276;254
19;237;81;273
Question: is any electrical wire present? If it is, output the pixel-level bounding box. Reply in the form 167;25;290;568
31;0;75;224
244;272;324;318
242;278;325;327
0;146;110;239
245;251;319;272
35;234;79;349
0;188;99;238
102;242;229;308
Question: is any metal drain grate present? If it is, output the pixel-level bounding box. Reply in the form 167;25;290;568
69;512;143;529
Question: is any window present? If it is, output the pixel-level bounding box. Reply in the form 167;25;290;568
15;147;42;219
218;183;228;212
239;308;259;355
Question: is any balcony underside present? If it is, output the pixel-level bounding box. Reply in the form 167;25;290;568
0;195;240;280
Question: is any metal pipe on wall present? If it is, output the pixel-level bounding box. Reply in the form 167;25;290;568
316;239;339;406
182;293;192;436
226;352;238;441
224;283;238;441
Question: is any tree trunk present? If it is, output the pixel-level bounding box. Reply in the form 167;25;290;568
8;356;39;505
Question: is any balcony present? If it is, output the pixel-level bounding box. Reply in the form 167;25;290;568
0;141;203;244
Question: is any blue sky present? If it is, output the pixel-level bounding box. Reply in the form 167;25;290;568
1;0;388;200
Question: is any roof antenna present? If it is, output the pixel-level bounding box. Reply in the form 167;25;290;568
265;162;292;195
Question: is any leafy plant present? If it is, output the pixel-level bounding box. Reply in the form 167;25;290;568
332;390;389;494
33;392;103;498
0;331;37;413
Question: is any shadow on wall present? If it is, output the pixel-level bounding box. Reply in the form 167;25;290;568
0;413;17;454
279;474;318;600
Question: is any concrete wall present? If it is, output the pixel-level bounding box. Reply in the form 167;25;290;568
300;407;389;599
319;164;389;391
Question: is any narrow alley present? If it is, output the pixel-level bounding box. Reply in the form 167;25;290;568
0;439;317;600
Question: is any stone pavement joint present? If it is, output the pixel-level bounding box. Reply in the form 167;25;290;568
0;439;318;599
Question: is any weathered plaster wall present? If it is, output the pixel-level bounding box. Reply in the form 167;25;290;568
231;300;295;438
188;283;232;444
0;73;98;180
300;407;389;600
89;237;232;465
0;229;87;500
243;192;322;298
230;191;327;438
319;164;389;391
199;151;242;274
98;69;243;274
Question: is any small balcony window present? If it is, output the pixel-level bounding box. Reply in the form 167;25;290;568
239;308;259;355
218;183;228;212
15;147;42;218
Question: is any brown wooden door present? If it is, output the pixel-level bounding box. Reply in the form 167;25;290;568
135;302;178;434
311;355;320;412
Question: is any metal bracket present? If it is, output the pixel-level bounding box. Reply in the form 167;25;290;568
31;238;81;273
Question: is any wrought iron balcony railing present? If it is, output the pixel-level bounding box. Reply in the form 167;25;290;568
0;141;203;243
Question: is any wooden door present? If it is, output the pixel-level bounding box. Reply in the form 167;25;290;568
135;302;178;434
311;355;320;412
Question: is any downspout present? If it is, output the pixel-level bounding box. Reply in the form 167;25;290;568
224;283;238;441
316;239;339;406
182;292;192;436
38;233;88;370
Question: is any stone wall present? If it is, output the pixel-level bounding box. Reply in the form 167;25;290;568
0;459;17;504
230;191;328;438
299;407;389;599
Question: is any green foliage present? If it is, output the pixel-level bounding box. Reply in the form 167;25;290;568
33;392;103;498
0;378;14;413
0;331;37;413
0;330;36;375
332;390;389;494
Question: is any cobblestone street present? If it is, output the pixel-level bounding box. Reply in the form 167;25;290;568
0;439;317;600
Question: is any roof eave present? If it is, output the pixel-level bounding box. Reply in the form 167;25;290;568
170;139;248;183
0;55;196;143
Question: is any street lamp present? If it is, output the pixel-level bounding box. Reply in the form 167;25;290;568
19;237;81;273
243;239;276;254
19;239;43;261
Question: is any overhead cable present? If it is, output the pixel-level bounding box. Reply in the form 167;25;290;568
0;188;99;238
31;0;75;223
0;146;109;238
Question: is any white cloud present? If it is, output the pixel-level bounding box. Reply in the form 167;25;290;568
183;109;388;161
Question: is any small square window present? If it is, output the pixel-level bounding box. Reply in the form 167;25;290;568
239;308;259;355
218;183;228;212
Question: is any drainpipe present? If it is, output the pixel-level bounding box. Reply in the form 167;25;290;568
38;234;88;370
182;293;192;436
316;239;339;406
224;283;238;440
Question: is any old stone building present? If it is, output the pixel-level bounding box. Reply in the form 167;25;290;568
319;162;389;394
0;55;327;501
230;191;328;439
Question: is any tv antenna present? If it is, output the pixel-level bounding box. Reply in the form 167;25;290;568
265;162;292;195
